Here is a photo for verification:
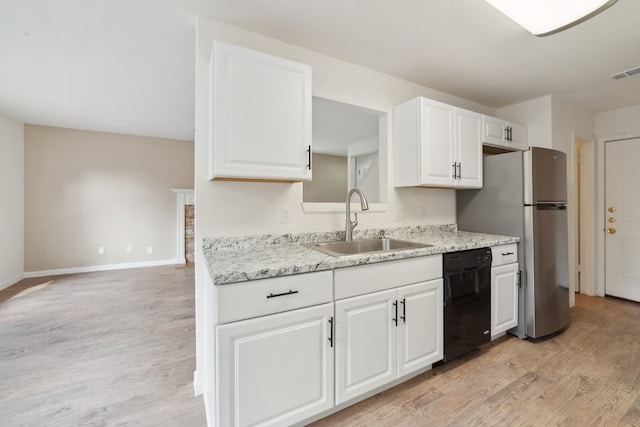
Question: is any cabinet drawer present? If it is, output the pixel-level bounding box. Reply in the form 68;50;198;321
491;244;518;267
334;255;442;300
215;271;333;324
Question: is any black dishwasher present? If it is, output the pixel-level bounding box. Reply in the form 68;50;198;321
442;248;492;363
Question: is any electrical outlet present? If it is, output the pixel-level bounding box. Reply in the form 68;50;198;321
98;246;105;255
146;246;153;255
396;208;405;221
126;245;133;253
418;207;426;220
280;208;291;223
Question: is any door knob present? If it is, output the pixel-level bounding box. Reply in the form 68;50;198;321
607;227;616;234
608;217;616;223
608;207;616;213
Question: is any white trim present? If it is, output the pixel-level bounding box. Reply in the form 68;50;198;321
1;273;25;291
574;134;596;297
23;259;177;278
172;189;195;265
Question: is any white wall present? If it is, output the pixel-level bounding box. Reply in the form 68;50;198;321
595;104;640;137
551;97;595;306
195;19;496;241
193;18;497;398
0;113;24;290
497;95;553;148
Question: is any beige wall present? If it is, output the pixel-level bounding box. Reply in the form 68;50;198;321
302;154;347;203
24;125;194;273
0;113;24;289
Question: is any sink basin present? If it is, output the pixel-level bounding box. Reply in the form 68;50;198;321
302;238;432;257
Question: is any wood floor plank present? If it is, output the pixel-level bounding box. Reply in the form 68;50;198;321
311;293;640;427
0;266;205;427
3;269;639;427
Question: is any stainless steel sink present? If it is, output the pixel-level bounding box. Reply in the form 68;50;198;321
302;238;432;257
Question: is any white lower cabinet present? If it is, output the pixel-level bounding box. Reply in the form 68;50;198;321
335;279;443;404
491;244;519;338
216;303;334;427
397;281;444;376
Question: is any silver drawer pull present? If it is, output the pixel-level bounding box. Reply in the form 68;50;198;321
266;290;299;299
501;252;514;256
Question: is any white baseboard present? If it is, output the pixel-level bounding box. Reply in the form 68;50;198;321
194;369;203;396
1;273;25;291
24;259;177;278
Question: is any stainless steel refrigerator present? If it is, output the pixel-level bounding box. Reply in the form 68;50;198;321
457;147;570;339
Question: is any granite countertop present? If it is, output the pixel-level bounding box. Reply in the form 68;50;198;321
203;224;519;286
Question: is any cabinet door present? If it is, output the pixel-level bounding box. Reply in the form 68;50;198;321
419;98;456;186
216;303;334;427
455;108;483;188
335;289;397;405
491;263;519;338
507;122;528;151
210;41;312;181
397;279;443;377
482;115;507;147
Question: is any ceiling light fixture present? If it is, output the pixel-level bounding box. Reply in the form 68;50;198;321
484;0;618;37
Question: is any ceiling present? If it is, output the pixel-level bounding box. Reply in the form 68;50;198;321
2;0;640;141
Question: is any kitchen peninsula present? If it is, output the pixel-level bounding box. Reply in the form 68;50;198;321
202;224;518;426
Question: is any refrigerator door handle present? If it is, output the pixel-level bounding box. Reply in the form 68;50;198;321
517;270;522;288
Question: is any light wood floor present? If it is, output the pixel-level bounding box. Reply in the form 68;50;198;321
311;293;640;427
0;266;206;426
2;268;639;427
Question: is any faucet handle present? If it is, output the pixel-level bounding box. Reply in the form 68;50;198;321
352;212;358;227
379;230;386;239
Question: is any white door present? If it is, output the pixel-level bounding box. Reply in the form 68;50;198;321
211;41;312;181
491;263;519;337
482;115;506;147
216;303;334;427
605;138;640;302
507;122;528;151
455;108;483;188
335;289;397;405
396;279;443;377
419;98;455;186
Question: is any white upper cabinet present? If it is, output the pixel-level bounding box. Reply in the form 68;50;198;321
455;107;483;188
393;97;482;189
482;115;528;151
209;41;312;181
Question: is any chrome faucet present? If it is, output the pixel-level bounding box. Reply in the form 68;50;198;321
345;188;369;242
